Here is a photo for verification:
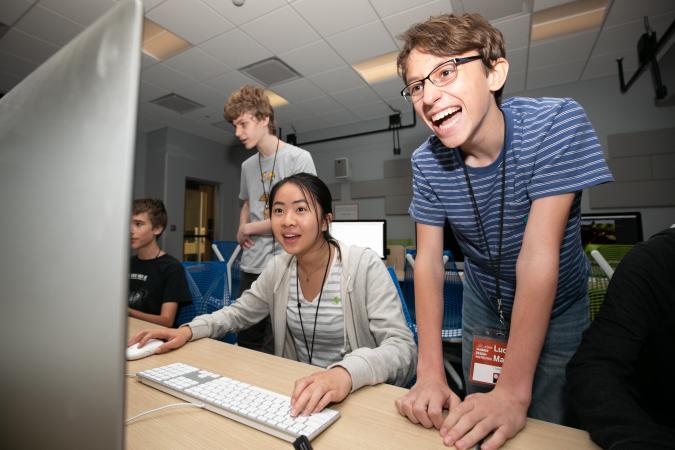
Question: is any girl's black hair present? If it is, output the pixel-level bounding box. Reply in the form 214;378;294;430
268;172;341;258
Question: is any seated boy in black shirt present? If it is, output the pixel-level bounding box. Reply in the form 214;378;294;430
128;199;191;327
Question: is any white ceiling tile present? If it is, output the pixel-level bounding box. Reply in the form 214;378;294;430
492;13;531;50
529;30;597;69
526;59;584;90
175;82;227;109
460;0;524;21
503;70;525;95
332;85;381;109
15;5;84;46
274;103;313;125
138;80;169;103
273;77;325;103
200;28;272;69
327;20;397;64
582;49;638;81
279;41;345;77
533;0;575;13
138;0;167;13
308;66;366;94
382;0;453;40
201;0;285;26
0;0;36;26
314;107;359;127
0;50;38;78
293;115;330;132
141;63;195;91
203;70;258;97
506;47;527;74
371;76;406;101
0;28;59;65
0;71;23;94
240;6;319;55
147;0;234;45
348;101;392;120
295;95;342;114
141;52;158;69
604;0;675;28
292;0;378;37
163;47;229;82
39;0;115;26
383;95;411;113
372;0;446;18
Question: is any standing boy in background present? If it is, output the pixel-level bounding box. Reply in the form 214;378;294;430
224;85;316;354
129;199;191;327
393;14;613;450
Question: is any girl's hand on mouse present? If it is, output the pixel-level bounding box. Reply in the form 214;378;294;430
128;326;192;353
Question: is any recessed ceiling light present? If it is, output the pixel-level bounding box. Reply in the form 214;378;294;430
353;51;399;84
142;18;191;61
265;89;288;108
532;0;608;42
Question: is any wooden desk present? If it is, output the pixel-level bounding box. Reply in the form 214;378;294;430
126;318;598;449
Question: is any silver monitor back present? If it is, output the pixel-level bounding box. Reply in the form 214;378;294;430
0;1;142;448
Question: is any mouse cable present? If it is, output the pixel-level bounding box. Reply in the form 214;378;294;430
126;402;206;424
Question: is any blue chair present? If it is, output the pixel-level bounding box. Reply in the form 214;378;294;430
387;266;417;388
403;249;464;390
212;240;242;298
177;261;237;345
386;267;418;344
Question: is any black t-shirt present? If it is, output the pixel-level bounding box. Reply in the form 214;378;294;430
128;254;191;319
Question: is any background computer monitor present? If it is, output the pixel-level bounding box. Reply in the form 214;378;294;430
0;1;142;448
330;220;387;259
580;212;644;247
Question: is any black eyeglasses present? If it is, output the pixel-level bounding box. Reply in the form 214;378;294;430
400;55;482;103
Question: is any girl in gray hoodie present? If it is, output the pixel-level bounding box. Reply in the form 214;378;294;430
130;173;416;416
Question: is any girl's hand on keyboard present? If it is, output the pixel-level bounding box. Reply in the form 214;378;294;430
290;367;352;417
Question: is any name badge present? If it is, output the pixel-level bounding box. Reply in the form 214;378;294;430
469;334;507;386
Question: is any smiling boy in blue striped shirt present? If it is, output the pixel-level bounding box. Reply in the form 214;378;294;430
393;13;613;450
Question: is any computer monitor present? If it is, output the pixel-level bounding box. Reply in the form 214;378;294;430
330;220;387;259
580;212;644;247
0;1;142;448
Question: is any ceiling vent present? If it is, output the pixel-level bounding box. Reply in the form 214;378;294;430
239;57;301;86
150;93;204;114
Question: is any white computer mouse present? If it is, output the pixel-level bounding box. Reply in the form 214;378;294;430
126;339;164;360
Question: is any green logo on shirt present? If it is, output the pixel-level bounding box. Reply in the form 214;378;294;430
332;295;341;305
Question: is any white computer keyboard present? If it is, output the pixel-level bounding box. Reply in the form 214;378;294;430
136;362;340;442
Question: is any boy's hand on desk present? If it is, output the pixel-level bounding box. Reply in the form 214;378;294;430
128;327;192;354
290;367;352;417
439;386;527;450
395;376;458;429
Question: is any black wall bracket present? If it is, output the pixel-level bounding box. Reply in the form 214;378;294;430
617;17;675;104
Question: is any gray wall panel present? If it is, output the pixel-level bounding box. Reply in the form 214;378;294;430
590;180;675;208
607;127;675;158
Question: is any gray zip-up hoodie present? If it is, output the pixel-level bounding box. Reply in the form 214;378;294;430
187;242;417;392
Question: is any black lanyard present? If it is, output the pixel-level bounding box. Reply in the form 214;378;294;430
296;245;332;365
461;128;508;332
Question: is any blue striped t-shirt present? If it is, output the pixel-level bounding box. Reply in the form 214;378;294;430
409;97;614;319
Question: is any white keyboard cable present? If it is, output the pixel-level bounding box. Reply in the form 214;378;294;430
126;402;205;424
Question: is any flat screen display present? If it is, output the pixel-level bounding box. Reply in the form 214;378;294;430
329;220;387;259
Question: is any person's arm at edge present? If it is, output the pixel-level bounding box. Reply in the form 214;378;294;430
128;301;178;328
395;223;456;429
441;192;573;450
